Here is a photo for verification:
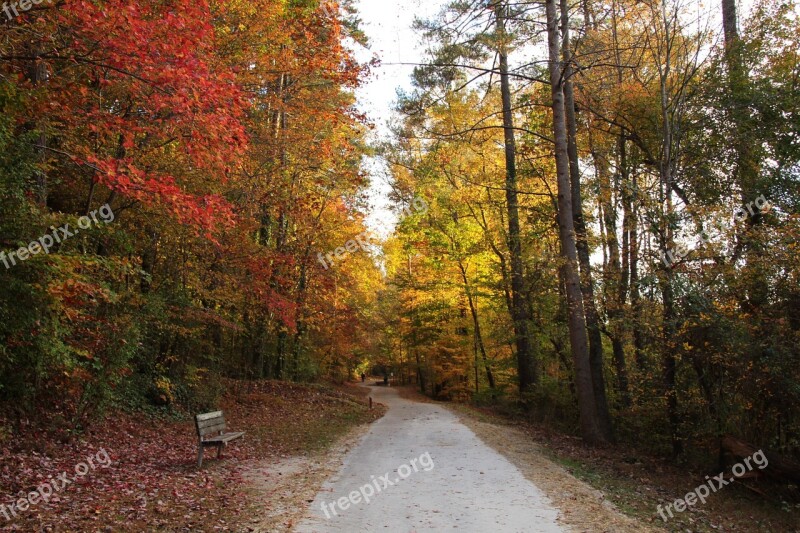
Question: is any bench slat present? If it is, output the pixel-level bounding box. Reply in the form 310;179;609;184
201;431;245;445
196;411;223;422
197;415;225;430
198;422;227;437
220;431;244;442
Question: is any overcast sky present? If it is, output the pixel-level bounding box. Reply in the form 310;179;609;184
351;0;447;236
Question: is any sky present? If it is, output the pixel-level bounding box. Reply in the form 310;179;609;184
351;0;446;237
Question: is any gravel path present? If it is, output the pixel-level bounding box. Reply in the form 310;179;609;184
294;384;564;532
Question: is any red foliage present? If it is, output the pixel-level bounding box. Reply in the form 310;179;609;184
39;0;249;231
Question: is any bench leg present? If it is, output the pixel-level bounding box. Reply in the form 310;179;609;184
217;443;224;459
197;445;204;468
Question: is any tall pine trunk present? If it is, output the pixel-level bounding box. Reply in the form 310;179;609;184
494;2;537;395
559;0;614;439
657;0;682;457
545;0;606;445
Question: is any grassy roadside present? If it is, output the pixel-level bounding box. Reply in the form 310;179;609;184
223;380;384;456
0;380;385;532
436;396;799;533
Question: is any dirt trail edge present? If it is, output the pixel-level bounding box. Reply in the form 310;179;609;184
292;384;566;532
243;420;375;532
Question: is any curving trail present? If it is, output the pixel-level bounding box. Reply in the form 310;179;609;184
294;384;564;532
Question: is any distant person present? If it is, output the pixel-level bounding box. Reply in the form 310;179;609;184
361;373;366;383
383;374;388;385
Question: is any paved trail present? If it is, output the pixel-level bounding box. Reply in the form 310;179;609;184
294;384;564;533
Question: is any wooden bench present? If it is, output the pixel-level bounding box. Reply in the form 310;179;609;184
195;411;244;467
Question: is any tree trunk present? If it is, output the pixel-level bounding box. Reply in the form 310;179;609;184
27;45;48;207
626;170;645;371
662;278;681;457
560;0;614;439
458;261;496;389
595;148;631;408
721;435;800;484
722;0;757;218
657;0;682;458
545;0;606;445
722;0;767;310
494;2;537;394
291;250;310;380
611;0;644;371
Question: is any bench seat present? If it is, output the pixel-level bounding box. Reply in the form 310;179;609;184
200;431;245;445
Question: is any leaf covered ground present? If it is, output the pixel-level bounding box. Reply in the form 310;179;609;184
0;380;383;532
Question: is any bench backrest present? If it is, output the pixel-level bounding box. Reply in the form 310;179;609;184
196;411;226;440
